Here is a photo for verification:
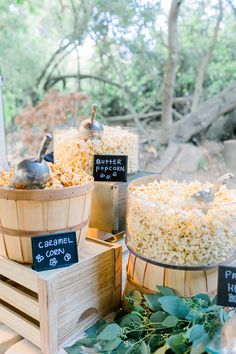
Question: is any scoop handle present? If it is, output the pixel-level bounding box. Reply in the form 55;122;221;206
37;133;52;163
90;104;97;123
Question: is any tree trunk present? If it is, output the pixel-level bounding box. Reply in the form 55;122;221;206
156;82;236;144
206;108;236;140
191;0;223;112
161;0;182;142
173;83;236;142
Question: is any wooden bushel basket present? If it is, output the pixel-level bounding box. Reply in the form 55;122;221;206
125;252;218;297
0;180;94;264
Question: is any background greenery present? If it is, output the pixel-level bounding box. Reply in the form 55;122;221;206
1;0;235;127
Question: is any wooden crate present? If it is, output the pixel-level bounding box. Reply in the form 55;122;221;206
0;237;122;354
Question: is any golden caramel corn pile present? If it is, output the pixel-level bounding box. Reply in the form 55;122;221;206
0;169;14;187
0;163;93;189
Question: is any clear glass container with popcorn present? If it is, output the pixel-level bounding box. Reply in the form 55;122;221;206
126;174;236;268
53;125;139;175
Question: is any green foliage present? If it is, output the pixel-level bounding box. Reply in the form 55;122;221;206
1;0;236;131
64;286;235;354
97;323;121;341
158;296;191;318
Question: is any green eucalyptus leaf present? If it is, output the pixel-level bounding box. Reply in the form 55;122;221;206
100;337;123;351
211;296;217;305
167;333;188;354
150;311;168;328
64;335;97;353
194;294;210;307
115;309;129;321
131;310;143;319
84;325;97;338
185;308;200;321
159;296;190;318
219;309;229;324
162;315;179;328
115;341;135;353
77;337;97;346
149;334;163;352
96;320;109;335
144;293;162;311
205;332;222;354
97;323;121;341
120;314;143;339
156;285;175;296
185;324;205;342
120;314;142;327
133;305;144;314
137;341;151;354
130;290;143;304
64;344;83;354
190;333;210;354
205;305;222;313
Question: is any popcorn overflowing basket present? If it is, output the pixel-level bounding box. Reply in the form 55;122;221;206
53;123;139;176
0;160;94;264
125;174;236;297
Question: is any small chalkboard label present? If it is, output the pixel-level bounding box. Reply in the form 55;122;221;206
93;154;128;182
217;265;236;307
32;231;78;271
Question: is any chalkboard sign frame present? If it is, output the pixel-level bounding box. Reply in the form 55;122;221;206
217;265;236;307
93;154;128;182
32;231;78;272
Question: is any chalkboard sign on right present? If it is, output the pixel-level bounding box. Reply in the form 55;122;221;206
217;265;236;307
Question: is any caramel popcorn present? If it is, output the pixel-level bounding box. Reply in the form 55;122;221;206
0;163;93;189
54;126;139;175
127;179;236;266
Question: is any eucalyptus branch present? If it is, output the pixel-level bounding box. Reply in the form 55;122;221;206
65;286;234;354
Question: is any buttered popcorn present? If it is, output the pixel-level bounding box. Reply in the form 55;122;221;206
0;163;93;189
54;126;139;175
127;179;236;266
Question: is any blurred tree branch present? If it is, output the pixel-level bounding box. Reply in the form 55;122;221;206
158;82;236;143
44;73;124;91
107;111;162;123
44;44;77;91
161;0;182;143
191;0;223;112
225;0;236;18
35;40;72;90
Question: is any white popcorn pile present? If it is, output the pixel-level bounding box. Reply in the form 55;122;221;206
54;126;139;175
127;179;236;266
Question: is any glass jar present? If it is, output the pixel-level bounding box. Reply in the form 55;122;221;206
126;174;236;267
220;314;236;353
54;125;139;175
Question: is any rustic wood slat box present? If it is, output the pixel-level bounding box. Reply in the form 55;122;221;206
0;237;122;354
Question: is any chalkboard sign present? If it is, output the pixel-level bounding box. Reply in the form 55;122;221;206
32;231;78;271
93;154;128;182
217;265;236;307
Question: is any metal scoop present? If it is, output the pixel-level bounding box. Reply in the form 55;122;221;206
191;173;234;204
79;104;104;140
11;133;52;189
